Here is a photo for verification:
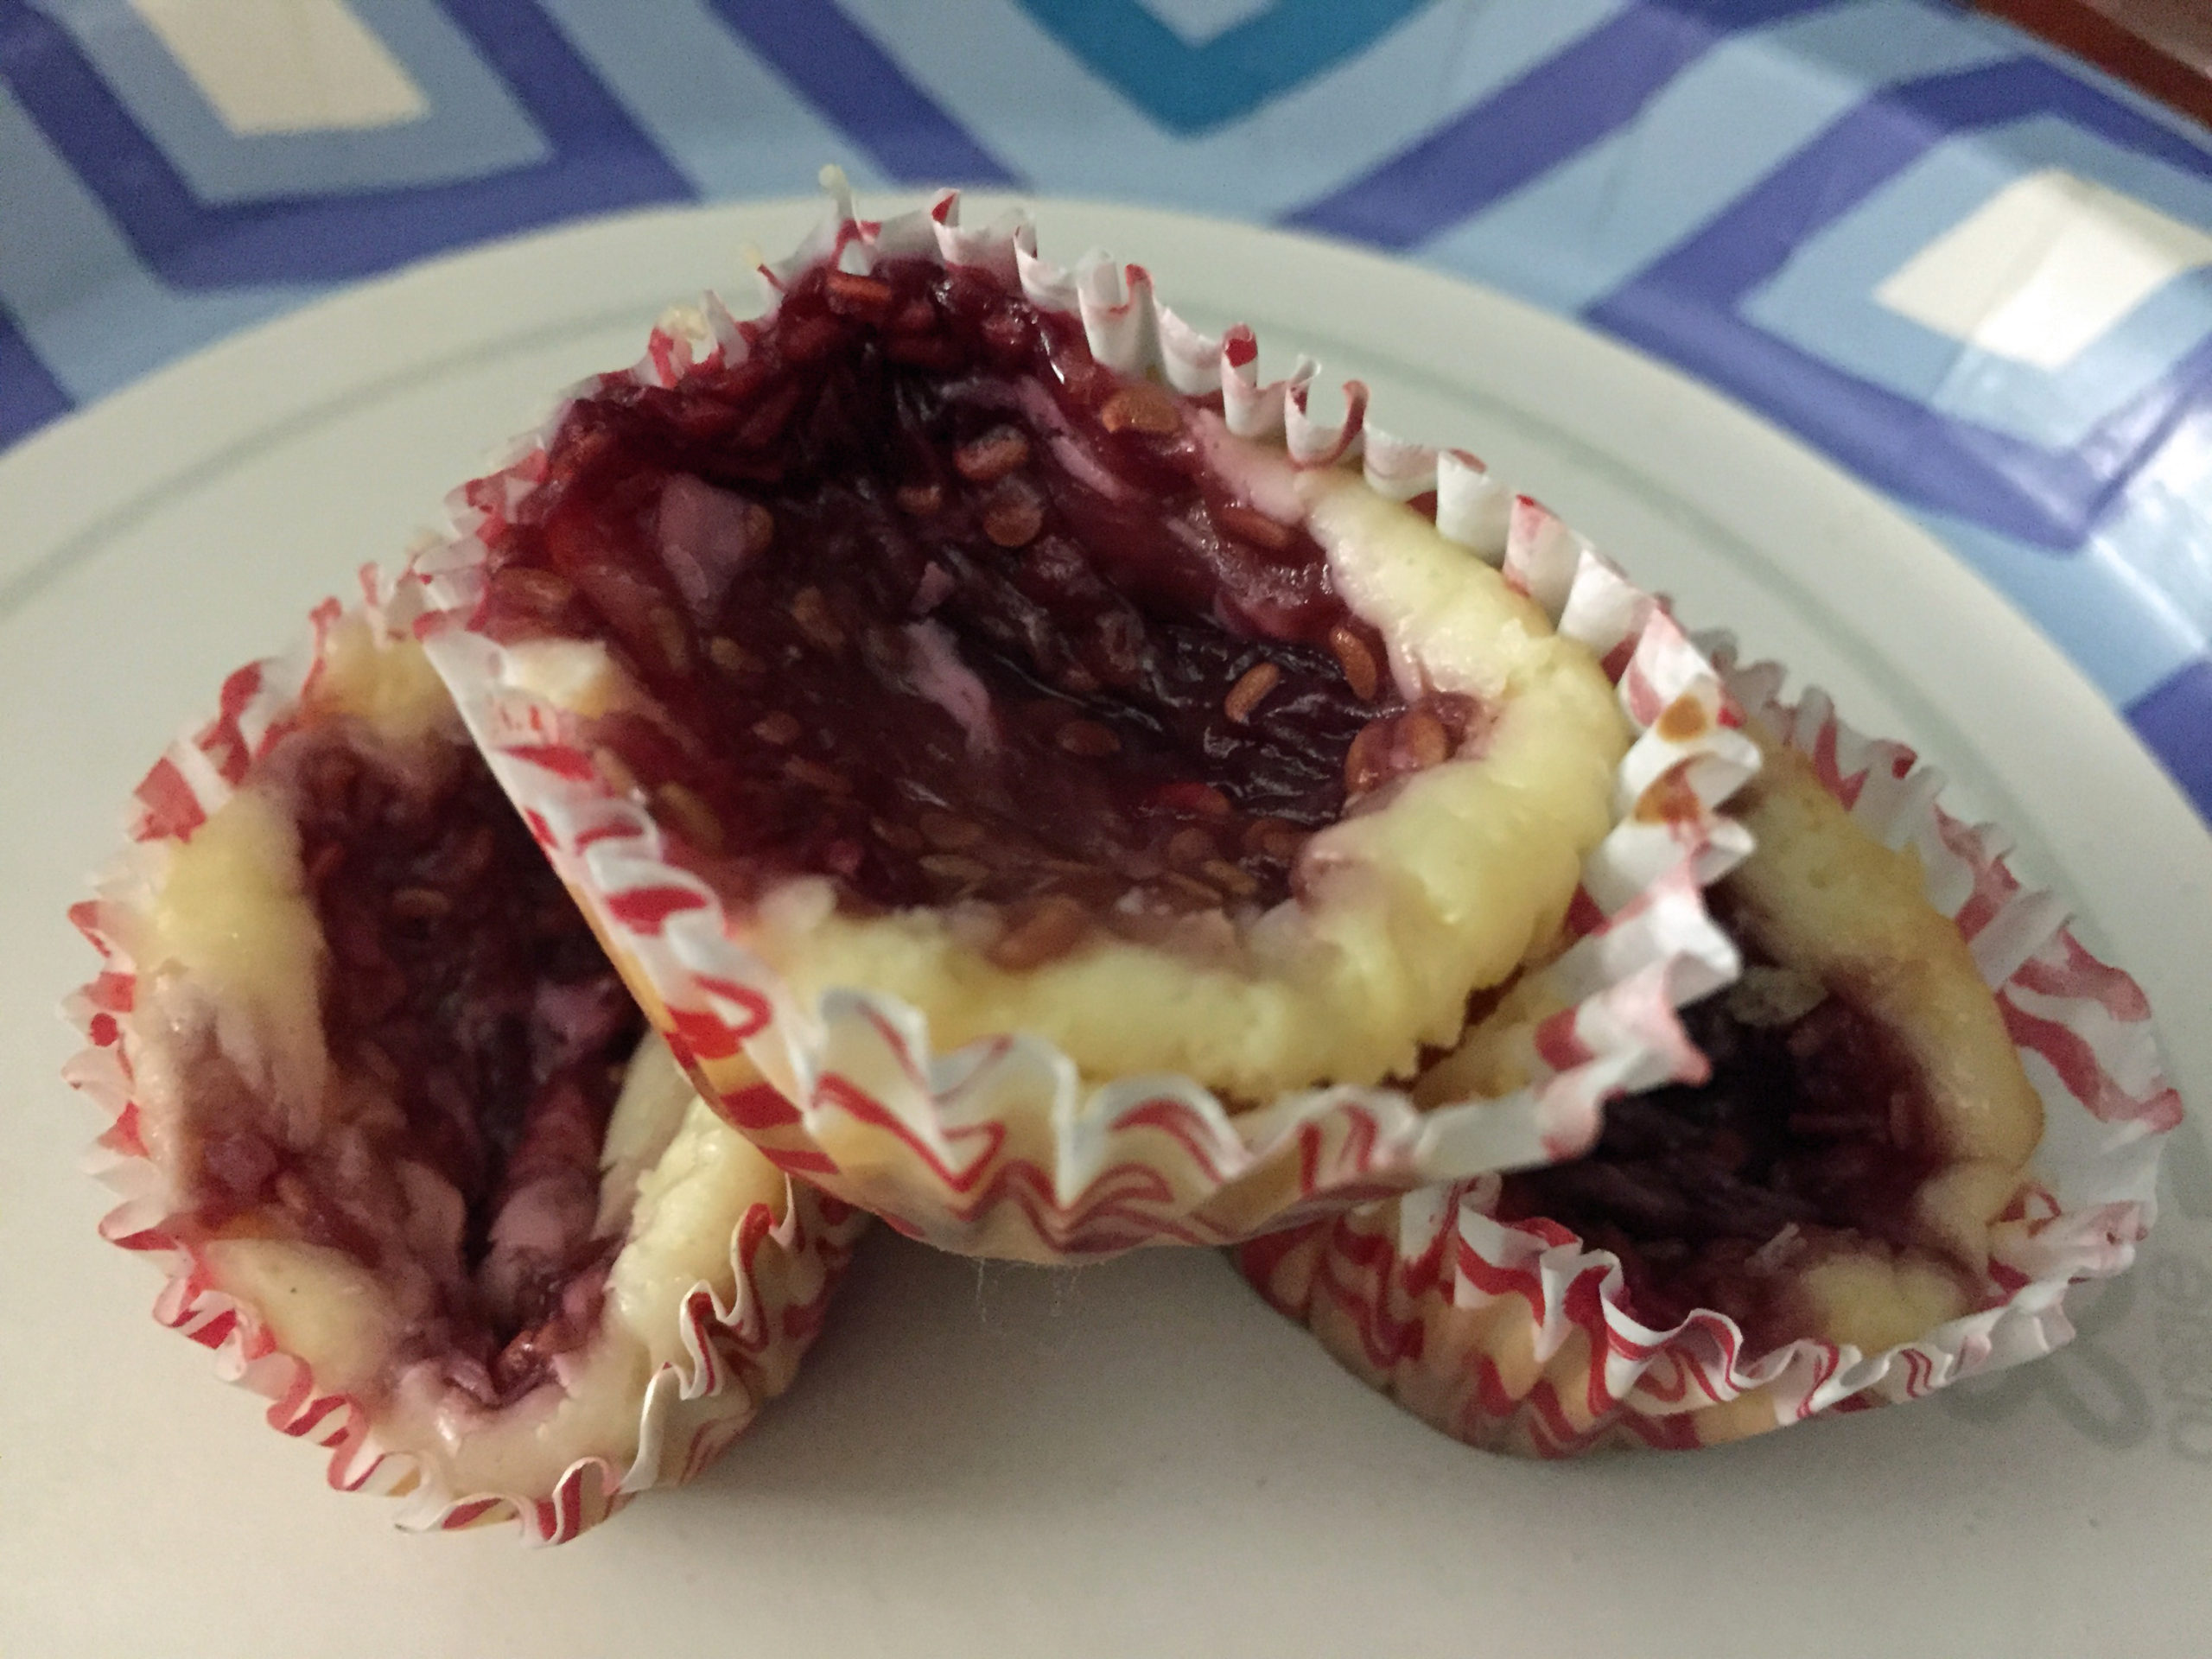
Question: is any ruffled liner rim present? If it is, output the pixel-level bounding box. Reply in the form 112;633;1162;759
1241;645;2182;1455
406;183;1762;1260
62;572;868;1542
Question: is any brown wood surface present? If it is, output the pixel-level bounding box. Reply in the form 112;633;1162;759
1978;0;2212;128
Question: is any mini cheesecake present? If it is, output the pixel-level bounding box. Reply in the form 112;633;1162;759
1233;670;2181;1456
455;246;1629;1105
411;192;1752;1259
73;611;864;1530
1421;721;2042;1355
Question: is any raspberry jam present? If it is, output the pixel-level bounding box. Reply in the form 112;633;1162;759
1497;918;1952;1347
186;731;644;1406
477;256;1476;963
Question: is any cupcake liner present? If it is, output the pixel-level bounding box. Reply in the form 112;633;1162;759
64;574;868;1541
1239;646;2181;1455
407;182;1760;1262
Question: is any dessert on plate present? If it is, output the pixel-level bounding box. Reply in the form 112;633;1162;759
57;181;2180;1513
67;591;866;1540
1241;658;2179;1453
411;183;1757;1260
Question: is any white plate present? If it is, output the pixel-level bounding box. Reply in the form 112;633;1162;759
2;200;2206;1658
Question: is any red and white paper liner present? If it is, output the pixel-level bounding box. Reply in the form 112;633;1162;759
1239;648;2182;1456
407;185;1759;1262
63;577;868;1542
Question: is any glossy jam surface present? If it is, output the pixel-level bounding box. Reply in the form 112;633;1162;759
1497;916;1948;1345
478;257;1470;959
185;730;643;1405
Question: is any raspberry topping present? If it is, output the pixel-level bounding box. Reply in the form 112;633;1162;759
184;732;644;1407
1497;912;1955;1347
477;257;1478;963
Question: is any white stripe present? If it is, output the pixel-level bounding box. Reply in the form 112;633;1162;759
130;0;429;135
1136;0;1274;49
1876;169;2212;370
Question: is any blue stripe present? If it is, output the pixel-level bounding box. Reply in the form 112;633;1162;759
1014;0;1429;135
708;0;1018;186
0;301;71;448
2126;658;2212;823
535;0;893;200
0;0;692;285
1588;56;2212;548
1912;508;2204;709
1413;0;2015;315
1286;0;1841;249
0;81;313;407
36;0;548;206
1736;117;2212;454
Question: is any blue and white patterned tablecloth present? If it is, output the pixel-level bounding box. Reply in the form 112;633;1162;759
4;0;2210;817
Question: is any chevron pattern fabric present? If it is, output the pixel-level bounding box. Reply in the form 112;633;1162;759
3;0;2210;814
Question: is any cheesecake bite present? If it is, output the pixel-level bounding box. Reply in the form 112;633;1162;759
1236;668;2179;1456
1422;723;2042;1355
74;613;863;1531
459;247;1629;1101
410;193;1756;1260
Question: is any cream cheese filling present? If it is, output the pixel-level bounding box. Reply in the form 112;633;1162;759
143;787;329;1129
134;619;467;1145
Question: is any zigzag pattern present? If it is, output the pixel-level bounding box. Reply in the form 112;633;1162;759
2;3;2209;801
